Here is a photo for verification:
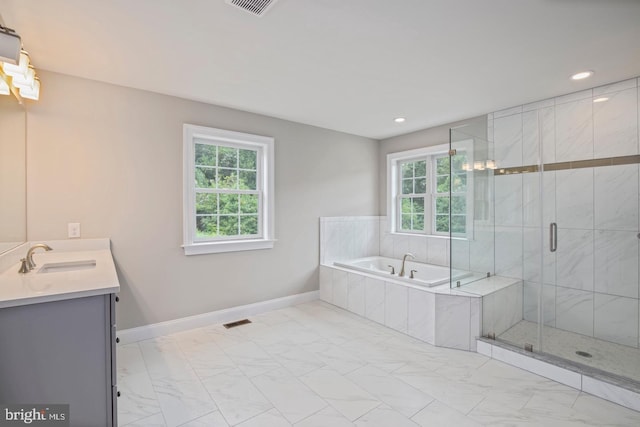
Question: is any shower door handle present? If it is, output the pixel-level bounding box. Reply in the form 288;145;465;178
550;223;557;252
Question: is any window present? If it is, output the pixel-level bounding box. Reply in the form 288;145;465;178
398;159;427;232
183;124;275;255
434;153;468;234
387;145;468;237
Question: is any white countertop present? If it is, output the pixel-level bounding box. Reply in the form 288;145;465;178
0;239;120;309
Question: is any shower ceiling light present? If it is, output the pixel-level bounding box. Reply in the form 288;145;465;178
394;117;406;123
571;71;593;80
593;97;609;103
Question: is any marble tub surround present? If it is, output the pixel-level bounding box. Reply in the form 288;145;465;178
0;238;119;308
379;218;451;267
117;300;640;426
488;76;640;349
461;277;523;338
319;216;456;269
319;264;482;352
320;216;380;265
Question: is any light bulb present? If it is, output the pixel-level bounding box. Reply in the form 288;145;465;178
11;65;35;89
474;161;485;171
2;50;30;78
571;71;593;80
485;160;497;169
19;77;40;100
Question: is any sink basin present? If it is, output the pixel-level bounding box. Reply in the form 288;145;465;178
37;260;97;274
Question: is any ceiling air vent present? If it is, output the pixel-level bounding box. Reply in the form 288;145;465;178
225;0;279;17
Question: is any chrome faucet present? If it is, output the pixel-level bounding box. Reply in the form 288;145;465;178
399;253;415;277
25;243;53;271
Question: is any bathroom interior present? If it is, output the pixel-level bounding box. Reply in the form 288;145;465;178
1;1;640;426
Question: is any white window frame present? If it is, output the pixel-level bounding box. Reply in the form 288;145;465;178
183;124;275;255
387;143;471;238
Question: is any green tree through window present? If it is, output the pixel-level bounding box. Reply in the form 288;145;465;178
194;143;260;238
434;153;467;234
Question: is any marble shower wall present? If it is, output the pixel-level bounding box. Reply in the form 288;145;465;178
490;77;640;349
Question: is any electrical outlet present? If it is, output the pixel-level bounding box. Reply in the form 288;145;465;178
68;223;81;238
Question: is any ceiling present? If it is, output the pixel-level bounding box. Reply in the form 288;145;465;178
1;0;640;139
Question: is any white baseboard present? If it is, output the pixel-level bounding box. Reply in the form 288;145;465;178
117;290;319;344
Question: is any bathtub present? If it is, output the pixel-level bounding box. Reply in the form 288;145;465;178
334;256;452;287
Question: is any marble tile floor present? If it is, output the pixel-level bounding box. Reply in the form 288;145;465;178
499;320;640;384
117;301;640;426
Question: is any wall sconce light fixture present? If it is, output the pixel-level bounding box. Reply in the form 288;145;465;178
0;21;40;101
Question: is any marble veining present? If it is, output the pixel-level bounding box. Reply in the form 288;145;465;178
118;301;640;426
494;175;523;227
555;229;594;291
594;230;639;298
594;164;639;231
555;97;594;162
593;294;639;348
593;87;639;159
556;286;594;336
494;113;523;168
555;168;594;229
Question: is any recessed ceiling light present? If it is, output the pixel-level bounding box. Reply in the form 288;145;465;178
571;71;594;80
593;97;609;103
394;117;406;123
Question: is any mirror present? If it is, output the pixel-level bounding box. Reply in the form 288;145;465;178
0;94;26;253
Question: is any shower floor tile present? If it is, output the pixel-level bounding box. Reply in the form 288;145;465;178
117;301;640;426
498;320;640;383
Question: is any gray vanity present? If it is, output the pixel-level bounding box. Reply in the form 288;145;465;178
0;239;120;427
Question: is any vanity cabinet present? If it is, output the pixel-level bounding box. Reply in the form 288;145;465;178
0;293;118;427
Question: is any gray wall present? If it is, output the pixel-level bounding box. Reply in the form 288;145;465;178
378;116;487;214
26;71;379;329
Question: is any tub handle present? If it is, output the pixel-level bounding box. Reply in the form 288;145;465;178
550;222;557;253
387;265;395;275
410;270;417;279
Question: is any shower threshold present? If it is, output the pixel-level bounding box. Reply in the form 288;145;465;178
499;320;640;384
477;335;640;413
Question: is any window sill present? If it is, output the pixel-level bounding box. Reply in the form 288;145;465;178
183;239;276;255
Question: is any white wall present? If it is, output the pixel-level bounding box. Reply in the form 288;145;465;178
0;94;26;247
26;71;379;329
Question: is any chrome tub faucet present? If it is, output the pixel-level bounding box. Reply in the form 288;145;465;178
399;253;415;277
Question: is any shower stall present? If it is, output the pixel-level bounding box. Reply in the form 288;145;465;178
449;83;640;389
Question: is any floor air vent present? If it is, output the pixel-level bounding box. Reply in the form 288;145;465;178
225;0;278;17
223;319;252;329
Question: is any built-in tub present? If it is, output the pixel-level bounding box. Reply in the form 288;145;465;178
334;256;451;287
